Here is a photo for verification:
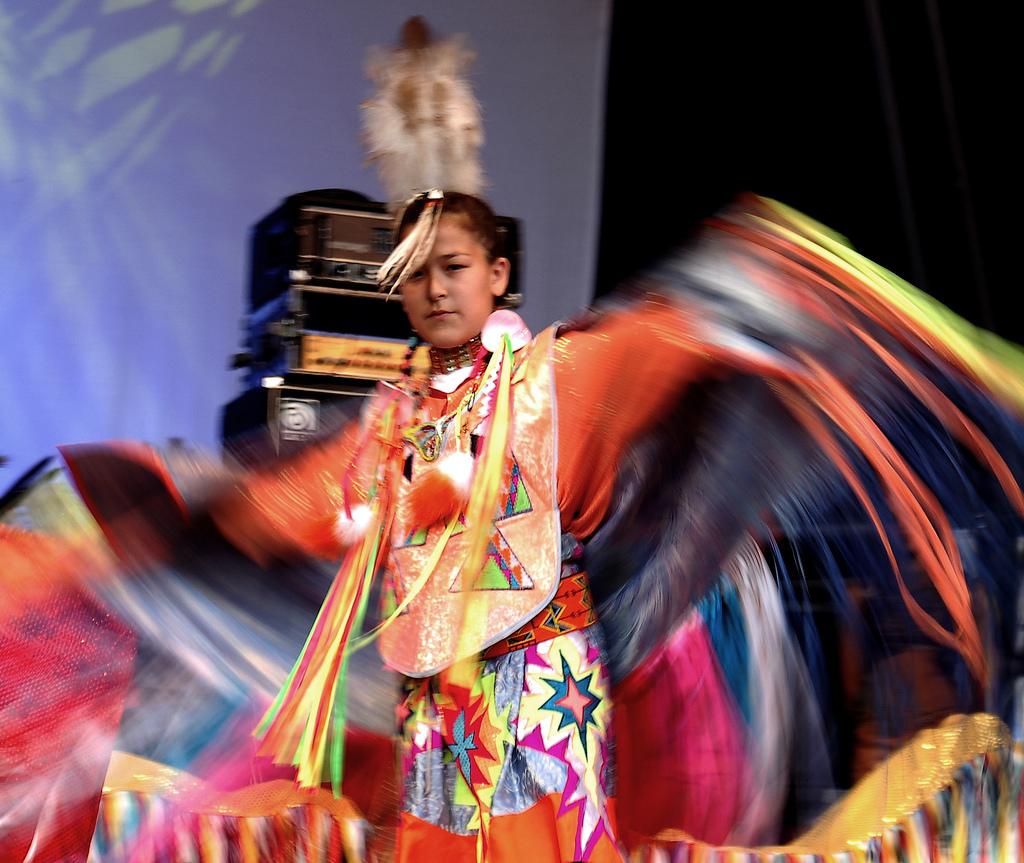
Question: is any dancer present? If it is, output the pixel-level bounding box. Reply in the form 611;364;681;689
215;189;1024;861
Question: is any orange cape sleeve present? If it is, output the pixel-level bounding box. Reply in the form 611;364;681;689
554;296;713;540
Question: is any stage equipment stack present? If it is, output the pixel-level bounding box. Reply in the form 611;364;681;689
221;189;521;459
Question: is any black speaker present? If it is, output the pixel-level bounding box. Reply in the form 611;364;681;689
220;380;371;466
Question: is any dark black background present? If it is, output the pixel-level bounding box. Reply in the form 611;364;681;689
597;1;1019;342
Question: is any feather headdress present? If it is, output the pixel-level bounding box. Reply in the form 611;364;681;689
362;18;485;207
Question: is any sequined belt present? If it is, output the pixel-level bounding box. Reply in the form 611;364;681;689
481;572;597;659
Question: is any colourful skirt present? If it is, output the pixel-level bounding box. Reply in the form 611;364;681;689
396;623;623;862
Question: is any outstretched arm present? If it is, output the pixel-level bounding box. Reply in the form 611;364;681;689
212;420;364;564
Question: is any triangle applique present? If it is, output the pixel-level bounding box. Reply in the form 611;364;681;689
454;454;535;592
498;455;532;518
469;528;535;591
396;450;535;592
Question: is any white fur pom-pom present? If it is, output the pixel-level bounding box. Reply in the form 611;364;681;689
436;450;474;494
333;504;372;547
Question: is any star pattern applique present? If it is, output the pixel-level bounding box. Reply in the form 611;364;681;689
435;671;510;804
539;654;602;756
516;638;615;862
447;709;478;783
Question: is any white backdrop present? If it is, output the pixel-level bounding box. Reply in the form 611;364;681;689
0;0;610;481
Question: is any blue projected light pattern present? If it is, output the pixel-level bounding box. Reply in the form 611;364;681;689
0;0;275;481
0;0;610;485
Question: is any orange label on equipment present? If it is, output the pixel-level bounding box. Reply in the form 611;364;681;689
299;334;429;380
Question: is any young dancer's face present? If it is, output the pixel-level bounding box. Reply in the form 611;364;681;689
400;216;509;348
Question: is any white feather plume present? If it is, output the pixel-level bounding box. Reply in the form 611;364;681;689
362;31;485;206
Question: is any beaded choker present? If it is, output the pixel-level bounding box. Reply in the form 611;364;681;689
428;334;484;375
